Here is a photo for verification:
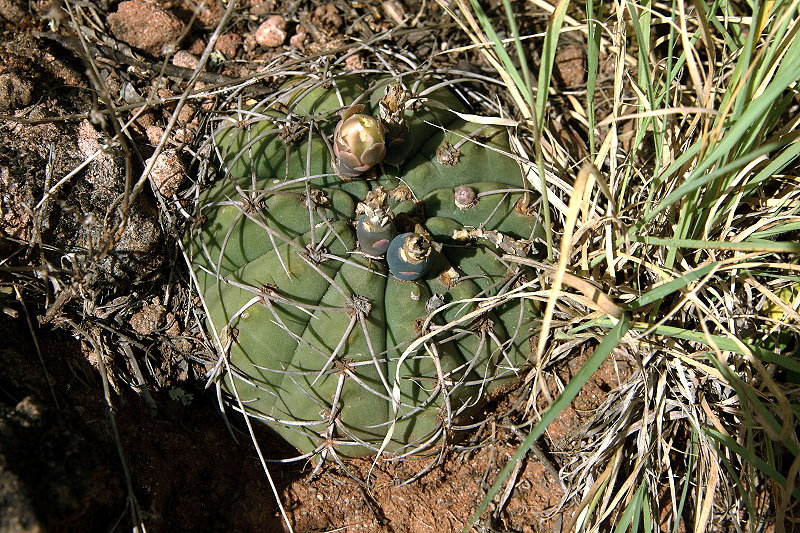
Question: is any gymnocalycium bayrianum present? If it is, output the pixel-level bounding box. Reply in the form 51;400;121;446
188;74;544;463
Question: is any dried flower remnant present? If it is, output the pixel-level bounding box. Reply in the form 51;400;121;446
380;84;414;165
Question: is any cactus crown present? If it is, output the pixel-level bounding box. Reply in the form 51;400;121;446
188;74;544;463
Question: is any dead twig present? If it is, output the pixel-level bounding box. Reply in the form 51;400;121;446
34;31;238;85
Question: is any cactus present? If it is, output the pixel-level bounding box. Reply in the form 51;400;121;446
188;74;544;460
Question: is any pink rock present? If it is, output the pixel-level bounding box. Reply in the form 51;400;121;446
148;149;186;198
214;33;243;58
107;1;184;57
289;26;307;50
255;15;287;48
172;50;199;70
344;53;364;71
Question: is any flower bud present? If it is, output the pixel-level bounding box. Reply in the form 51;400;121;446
453;185;477;209
333;105;386;177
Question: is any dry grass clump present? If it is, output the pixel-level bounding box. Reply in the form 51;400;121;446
444;0;800;531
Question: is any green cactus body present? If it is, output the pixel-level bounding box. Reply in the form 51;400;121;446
189;75;543;459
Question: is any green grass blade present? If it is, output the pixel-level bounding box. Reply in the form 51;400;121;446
753;222;800;240
672;432;696;533
705;428;800;499
724;2;762;121
614;482;645;533
642;491;652;533
466;0;533;109
635;134;798;231
463;314;631;531
569;320;800;376
462;0;555;261
501;0;532;101
742;136;800;198
711;437;758;527
640;19;800;236
532;0;569;261
626;262;719;310
586;0;600;156
535;0;570;130
628;234;800;254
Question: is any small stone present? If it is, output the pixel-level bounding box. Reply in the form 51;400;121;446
145;125;165;146
156;87;174;102
0;72;33;111
312;3;342;31
131;107;156;130
172;127;195;145
214;33;242;58
121;82;143;104
554;43;586;88
107;1;184;57
242;33;257;52
289;26;307;50
76;121;121;191
196;1;223;27
186;37;206;56
255;15;287;48
381;0;406;24
249;0;273;17
130;299;166;336
344;53;364;71
148;149;185;197
177;103;196;126
172;50;199;70
77;120;103;156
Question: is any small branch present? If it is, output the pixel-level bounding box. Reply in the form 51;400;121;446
34;31;238;85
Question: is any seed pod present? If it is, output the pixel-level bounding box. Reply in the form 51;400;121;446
333;104;387;177
386;232;434;281
356;187;395;257
356;212;396;258
453;185;477;209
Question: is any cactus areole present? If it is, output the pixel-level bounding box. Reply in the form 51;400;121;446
188;75;544;460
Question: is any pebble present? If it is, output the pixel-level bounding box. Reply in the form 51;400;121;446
289;26;307;50
148;149;186;198
172;50;199;70
255;15;287;48
214;33;243;58
107;1;183;57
